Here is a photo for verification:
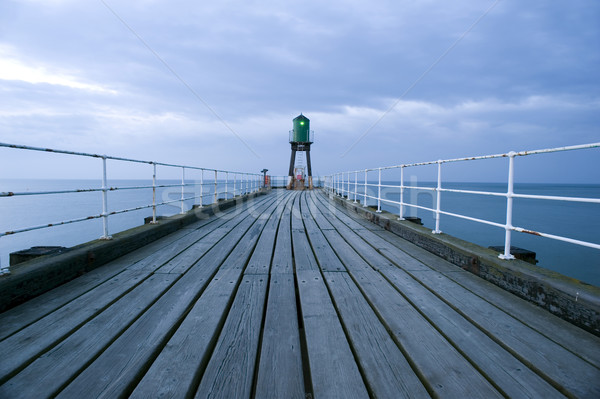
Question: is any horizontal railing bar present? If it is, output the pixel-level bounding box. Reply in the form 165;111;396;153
336;142;600;174
0;192;214;237
0;142;262;176
439;210;506;229
512;193;600;204
0;182;222;197
441;188;506;197
1;214;103;237
512;227;600;250
2;188;103;197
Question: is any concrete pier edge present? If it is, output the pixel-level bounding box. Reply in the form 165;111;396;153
0;190;268;313
327;191;600;336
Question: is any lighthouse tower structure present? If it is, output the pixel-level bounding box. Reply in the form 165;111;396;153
287;114;314;190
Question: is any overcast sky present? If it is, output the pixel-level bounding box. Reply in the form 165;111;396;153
1;0;599;182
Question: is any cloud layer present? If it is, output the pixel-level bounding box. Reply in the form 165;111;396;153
1;0;598;181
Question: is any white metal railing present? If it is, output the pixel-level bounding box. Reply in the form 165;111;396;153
0;142;264;274
324;143;600;260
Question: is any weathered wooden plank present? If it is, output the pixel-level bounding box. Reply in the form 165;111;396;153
407;268;600;398
300;194;347;272
438;267;600;369
322;271;429;398
255;274;305;399
130;196;284;398
0;227;197;341
313;190;384;230
304;192;335;230
291;195;319;272
0;274;177;399
362;221;600;370
315;193;571;397
55;195;278;398
0;267;149;383
129;268;242;399
309;191;368;231
311;231;502;397
315;190;600;373
55;259;223;397
194;275;268;398
307;192;440;272
296;269;369;399
0;194;271;382
376;265;567;398
324;230;564;397
271;193;294;274
156;195;277;274
244;191;293;275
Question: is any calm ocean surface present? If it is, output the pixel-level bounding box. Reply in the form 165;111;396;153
1;179;599;287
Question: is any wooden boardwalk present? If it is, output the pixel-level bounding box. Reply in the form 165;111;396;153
1;190;599;398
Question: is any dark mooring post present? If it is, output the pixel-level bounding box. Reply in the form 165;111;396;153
287;114;314;190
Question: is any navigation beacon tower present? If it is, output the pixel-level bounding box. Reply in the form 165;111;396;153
287;114;314;190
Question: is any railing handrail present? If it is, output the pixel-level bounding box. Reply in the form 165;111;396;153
0;142;260;175
323;142;600;261
0;143;266;274
338;142;600;174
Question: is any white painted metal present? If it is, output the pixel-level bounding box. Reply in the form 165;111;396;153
363;169;367;207
377;168;382;213
433;160;442;234
214;170;218;203
499;153;517;259
0;142;262;255
324;143;600;260
101;156;111;239
151;162;157;224
399;165;405;220
180;167;186;214
353;171;358;203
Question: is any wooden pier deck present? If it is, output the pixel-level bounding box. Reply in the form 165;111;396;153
1;190;599;398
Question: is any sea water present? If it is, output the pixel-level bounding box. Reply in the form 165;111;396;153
1;179;599;287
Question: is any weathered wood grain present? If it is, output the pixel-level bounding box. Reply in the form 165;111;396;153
129;268;242;399
0;274;176;399
56;197;278;398
296;269;369;399
271;194;293;274
194;275;268;398
2;189;597;399
0;268;148;383
322;271;429;398
255;274;305;399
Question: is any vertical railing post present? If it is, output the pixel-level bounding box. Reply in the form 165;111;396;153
353;171;358;203
199;169;204;208
433;160;442;234
151;162;157;224
347;171;350;199
333;173;340;195
333;174;336;195
101;156;112;238
214;170;218;204
500;152;516;259
376;167;382;213
180;166;185;214
399;165;405;220
234;173;237;197
363;169;368;206
225;172;229;200
334;173;337;195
